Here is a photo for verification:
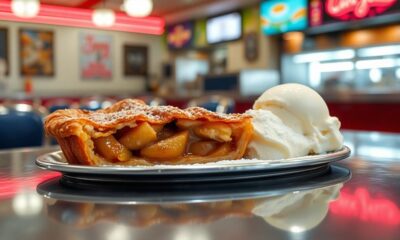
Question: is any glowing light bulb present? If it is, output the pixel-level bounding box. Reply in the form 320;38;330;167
92;8;116;27
123;0;153;17
11;0;40;18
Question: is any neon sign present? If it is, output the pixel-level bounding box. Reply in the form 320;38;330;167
167;24;193;48
326;0;397;19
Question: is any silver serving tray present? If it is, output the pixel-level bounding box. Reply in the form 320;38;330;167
37;165;351;204
36;146;350;176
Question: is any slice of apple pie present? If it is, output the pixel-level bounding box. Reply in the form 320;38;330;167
45;99;253;166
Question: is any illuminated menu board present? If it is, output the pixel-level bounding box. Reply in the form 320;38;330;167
309;0;400;27
206;12;242;44
260;0;308;35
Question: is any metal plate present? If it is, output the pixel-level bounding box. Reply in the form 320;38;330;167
58;164;330;184
36;146;350;178
36;165;351;204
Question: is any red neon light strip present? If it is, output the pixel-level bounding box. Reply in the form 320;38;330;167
0;1;164;35
76;0;103;9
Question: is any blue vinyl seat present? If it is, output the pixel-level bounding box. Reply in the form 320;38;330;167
188;95;235;113
0;104;44;149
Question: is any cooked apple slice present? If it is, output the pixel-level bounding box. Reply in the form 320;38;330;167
118;122;158;150
151;124;164;133
189;141;218;156
176;119;203;129
193;122;232;142
209;143;232;157
157;127;175;140
141;131;189;159
93;135;131;162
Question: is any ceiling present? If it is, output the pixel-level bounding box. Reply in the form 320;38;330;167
41;0;259;23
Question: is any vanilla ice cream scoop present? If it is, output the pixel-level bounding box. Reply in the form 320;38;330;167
247;83;343;160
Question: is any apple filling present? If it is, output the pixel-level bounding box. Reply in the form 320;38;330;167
91;120;241;164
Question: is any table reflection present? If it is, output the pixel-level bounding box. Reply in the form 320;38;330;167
42;183;342;238
0;131;399;240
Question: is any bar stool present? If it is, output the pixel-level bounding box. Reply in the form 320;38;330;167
0;103;45;149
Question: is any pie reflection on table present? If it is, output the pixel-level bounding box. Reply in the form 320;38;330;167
44;183;342;231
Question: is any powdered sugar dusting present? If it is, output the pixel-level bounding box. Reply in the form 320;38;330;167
44;98;252;138
54;99;250;126
154;159;271;168
101;158;302;169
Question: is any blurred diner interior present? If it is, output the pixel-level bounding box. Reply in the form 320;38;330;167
1;0;400;149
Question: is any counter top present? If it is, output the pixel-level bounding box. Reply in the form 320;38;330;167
0;131;399;240
148;89;400;103
2;89;400;103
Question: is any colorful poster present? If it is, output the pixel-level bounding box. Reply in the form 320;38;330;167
167;21;194;49
19;29;54;76
80;33;112;80
260;0;308;35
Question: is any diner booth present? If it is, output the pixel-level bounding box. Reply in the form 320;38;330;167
0;1;399;240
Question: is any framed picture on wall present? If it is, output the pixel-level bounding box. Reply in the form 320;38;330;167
244;32;258;62
19;28;54;76
123;45;148;77
0;28;8;76
79;33;112;80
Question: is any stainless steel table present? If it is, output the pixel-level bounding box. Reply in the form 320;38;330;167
0;131;399;240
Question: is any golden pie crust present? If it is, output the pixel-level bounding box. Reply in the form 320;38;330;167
45;99;253;166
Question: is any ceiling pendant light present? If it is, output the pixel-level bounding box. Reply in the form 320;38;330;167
11;0;40;18
123;0;153;18
92;8;115;27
